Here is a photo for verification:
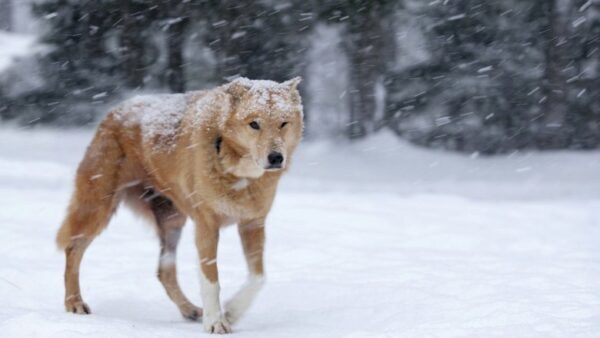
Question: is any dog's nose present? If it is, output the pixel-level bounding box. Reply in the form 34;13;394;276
267;152;284;167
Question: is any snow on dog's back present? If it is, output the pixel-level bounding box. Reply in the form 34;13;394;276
112;94;187;151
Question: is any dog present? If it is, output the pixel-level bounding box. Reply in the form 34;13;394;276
56;77;303;333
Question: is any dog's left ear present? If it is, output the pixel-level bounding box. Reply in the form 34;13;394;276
283;77;302;91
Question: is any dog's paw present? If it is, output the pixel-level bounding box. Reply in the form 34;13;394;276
224;297;246;324
224;309;240;325
203;315;232;334
65;297;91;314
180;303;203;321
224;275;265;324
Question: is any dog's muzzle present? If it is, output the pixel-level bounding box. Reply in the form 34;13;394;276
266;151;284;169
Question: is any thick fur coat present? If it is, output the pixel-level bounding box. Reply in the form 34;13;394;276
56;77;303;334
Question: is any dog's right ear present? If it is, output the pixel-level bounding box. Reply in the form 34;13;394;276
226;78;251;99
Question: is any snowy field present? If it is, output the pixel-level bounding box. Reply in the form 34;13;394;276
1;127;599;337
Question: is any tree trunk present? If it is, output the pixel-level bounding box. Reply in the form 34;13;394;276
81;5;104;67
166;13;188;93
0;0;12;31
344;7;386;139
210;1;259;80
121;1;145;88
540;0;572;148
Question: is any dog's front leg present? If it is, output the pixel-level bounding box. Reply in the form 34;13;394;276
225;219;265;324
194;216;231;334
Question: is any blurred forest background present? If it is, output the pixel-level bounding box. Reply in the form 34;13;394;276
0;0;599;154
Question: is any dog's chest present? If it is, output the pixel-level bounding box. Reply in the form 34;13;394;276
210;179;272;220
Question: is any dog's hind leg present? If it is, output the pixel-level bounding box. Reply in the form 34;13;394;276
125;187;203;321
150;195;204;321
56;126;124;314
63;238;91;314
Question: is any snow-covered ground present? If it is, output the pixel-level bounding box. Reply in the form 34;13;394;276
0;128;599;337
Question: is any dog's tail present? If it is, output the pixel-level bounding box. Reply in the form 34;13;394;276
56;122;124;249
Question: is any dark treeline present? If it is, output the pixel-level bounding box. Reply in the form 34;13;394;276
387;0;600;153
0;0;599;154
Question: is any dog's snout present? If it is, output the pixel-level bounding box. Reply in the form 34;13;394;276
267;152;284;168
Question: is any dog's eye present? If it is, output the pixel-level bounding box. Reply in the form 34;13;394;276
249;121;260;130
280;122;288;129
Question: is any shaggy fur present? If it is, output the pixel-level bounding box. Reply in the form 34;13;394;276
56;77;303;334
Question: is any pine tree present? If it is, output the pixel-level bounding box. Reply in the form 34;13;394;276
199;1;310;82
318;0;398;139
5;0;163;124
565;0;600;148
25;0;123;124
0;0;12;31
163;2;189;93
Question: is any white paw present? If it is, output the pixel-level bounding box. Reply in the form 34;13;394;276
203;315;232;334
224;275;264;324
224;308;240;325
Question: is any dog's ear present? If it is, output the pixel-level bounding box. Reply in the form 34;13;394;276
284;77;302;106
283;77;302;92
226;78;251;99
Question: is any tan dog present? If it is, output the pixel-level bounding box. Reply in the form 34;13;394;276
56;77;303;333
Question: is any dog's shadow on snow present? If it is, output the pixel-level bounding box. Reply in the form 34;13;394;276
89;298;282;333
91;298;197;326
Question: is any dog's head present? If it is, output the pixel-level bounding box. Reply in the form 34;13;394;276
217;77;304;178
